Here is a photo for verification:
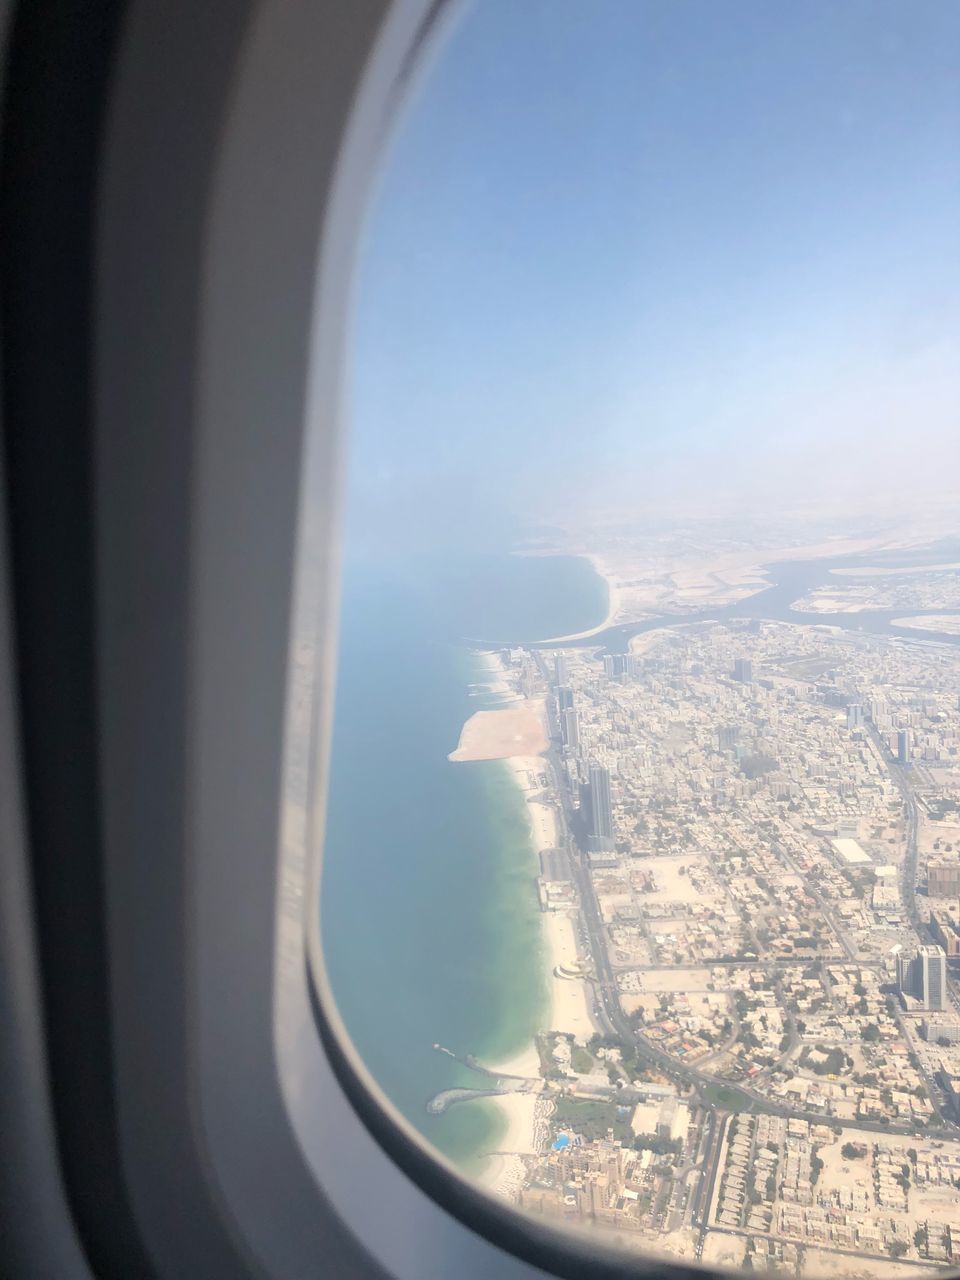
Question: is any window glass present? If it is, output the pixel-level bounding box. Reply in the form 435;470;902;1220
321;1;960;1272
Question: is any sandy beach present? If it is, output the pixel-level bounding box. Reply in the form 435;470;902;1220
501;754;592;1040
475;1092;550;1198
478;775;595;1192
892;613;960;636
543;911;595;1038
475;1039;542;1195
479;902;596;1195
456;651;597;1195
503;753;555;842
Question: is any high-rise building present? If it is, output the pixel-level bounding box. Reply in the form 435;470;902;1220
556;686;574;712
921;946;948;1011
921;1019;960;1044
846;704;864;730
929;908;960;958
554;654;567;687
898;945;948;1011
588;763;614;851
733;658;753;683
656;1096;678;1140
562;707;580;754
603;654;626;678
928;860;960;897
898;729;911;764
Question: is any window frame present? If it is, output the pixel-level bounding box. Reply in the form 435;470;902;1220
3;0;777;1276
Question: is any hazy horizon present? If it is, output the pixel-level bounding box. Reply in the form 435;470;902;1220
345;0;960;548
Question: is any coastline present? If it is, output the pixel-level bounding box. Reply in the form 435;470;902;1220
522;550;621;644
465;653;597;1196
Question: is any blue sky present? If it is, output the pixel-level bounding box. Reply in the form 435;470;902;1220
346;0;960;542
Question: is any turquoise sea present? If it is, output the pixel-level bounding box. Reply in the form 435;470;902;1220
320;551;608;1171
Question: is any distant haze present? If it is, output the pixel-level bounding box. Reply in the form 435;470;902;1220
345;0;960;546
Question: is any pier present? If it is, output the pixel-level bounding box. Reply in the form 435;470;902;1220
431;1043;531;1081
426;1044;542;1115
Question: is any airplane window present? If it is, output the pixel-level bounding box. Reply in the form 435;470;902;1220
318;1;960;1273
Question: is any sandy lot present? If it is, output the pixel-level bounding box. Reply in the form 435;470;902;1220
700;1231;747;1270
634;855;709;906
630;967;719;993
815;1127;960;1236
449;701;547;761
801;1248;917;1280
918;820;960;857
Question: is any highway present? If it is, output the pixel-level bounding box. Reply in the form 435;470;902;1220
693;1113;726;1260
866;720;923;935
